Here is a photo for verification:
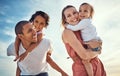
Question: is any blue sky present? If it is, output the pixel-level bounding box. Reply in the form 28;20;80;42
0;0;120;76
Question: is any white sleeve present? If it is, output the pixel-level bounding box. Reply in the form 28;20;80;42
49;40;53;52
66;19;91;31
7;42;16;56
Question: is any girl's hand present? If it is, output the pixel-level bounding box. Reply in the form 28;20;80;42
18;52;29;62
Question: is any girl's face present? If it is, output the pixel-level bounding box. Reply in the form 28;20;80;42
33;15;46;32
79;4;91;19
64;7;79;25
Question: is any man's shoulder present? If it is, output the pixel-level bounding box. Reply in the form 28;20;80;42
38;38;51;45
42;38;51;42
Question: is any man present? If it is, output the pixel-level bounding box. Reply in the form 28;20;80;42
7;20;68;76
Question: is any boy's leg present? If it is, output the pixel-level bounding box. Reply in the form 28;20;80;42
82;60;93;76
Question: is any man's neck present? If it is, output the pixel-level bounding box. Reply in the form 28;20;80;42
21;41;31;50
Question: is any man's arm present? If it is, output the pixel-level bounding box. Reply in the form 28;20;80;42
46;51;68;76
16;63;20;76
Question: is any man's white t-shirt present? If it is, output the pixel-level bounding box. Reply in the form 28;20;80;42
7;38;53;75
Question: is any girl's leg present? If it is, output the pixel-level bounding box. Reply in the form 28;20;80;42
82;60;93;76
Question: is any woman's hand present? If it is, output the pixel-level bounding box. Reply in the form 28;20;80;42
84;39;102;49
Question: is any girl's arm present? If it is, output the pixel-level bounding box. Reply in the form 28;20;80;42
14;37;21;61
18;33;43;61
66;19;91;31
18;43;37;61
62;29;98;60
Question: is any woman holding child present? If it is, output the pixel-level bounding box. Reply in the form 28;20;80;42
61;3;106;76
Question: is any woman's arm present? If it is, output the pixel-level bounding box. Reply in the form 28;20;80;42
62;29;98;60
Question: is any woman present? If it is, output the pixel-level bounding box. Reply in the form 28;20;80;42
61;5;106;76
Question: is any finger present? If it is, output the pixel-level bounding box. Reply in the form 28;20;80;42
84;42;91;44
19;56;26;62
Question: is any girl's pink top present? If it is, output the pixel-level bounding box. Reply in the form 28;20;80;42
64;31;106;76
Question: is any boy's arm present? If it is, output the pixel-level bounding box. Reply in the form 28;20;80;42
46;50;68;76
66;19;91;31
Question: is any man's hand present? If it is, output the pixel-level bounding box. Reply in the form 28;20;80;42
61;71;69;76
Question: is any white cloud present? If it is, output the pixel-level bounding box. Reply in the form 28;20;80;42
0;11;5;15
6;19;14;23
3;26;15;38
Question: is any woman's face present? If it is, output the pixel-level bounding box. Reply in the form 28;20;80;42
33;15;46;32
64;7;79;25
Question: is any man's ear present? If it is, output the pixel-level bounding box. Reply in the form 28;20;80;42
17;34;23;39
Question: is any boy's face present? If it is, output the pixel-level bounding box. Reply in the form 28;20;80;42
33;15;46;32
79;5;91;19
64;7;79;25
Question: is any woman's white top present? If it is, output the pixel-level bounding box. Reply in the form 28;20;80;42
66;18;100;41
7;38;53;75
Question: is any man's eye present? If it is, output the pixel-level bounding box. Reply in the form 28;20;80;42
35;20;38;23
84;10;88;12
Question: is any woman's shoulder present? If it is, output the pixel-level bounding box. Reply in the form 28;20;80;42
62;29;72;43
62;29;73;35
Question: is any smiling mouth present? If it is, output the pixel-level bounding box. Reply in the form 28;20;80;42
72;18;79;22
80;16;85;18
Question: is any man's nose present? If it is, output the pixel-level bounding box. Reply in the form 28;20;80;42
32;28;37;34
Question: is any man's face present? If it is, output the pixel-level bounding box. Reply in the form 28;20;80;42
20;23;37;43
